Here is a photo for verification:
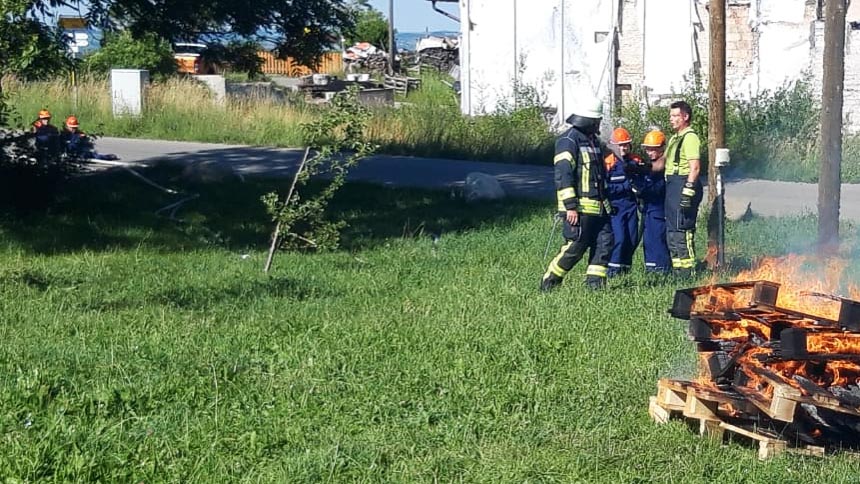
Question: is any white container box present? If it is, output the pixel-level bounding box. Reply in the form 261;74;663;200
111;69;149;117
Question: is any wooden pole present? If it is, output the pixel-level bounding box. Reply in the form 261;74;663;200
388;0;395;75
818;0;846;253
706;0;726;270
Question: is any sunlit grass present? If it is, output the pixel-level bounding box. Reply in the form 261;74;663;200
1;168;859;481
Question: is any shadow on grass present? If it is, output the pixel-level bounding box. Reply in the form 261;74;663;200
0;164;546;255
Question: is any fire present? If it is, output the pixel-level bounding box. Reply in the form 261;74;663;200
733;255;860;319
807;333;860;355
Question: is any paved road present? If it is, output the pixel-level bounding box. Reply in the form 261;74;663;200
98;137;860;221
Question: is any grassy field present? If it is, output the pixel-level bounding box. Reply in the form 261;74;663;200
2;168;860;482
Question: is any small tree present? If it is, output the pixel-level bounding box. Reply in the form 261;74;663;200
83;31;176;78
262;87;375;272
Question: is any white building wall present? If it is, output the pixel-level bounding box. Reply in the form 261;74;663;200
459;0;615;125
458;0;860;130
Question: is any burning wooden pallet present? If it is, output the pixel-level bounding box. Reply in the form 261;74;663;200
650;281;860;459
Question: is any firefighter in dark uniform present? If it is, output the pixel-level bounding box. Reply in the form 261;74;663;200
630;130;671;274
540;95;614;292
604;127;641;277
663;101;702;278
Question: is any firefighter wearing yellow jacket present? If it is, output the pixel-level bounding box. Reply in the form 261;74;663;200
663;100;703;278
540;95;614;292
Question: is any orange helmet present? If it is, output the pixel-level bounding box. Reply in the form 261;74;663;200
610;127;632;145
65;115;79;128
642;130;666;147
38;109;51;119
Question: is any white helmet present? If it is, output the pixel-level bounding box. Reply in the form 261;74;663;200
568;93;604;120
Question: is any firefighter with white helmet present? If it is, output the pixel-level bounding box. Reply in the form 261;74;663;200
540;94;614;292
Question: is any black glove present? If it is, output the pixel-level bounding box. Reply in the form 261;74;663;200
624;160;652;175
680;182;696;210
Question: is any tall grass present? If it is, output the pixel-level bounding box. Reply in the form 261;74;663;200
6;75;553;164
2;168;860;481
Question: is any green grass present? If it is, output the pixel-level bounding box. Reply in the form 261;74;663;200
2;170;860;482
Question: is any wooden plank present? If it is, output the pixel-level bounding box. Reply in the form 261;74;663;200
717;422;788;460
649;396;672;424
684;391;720;420
733;386;797;422
656;379;688;410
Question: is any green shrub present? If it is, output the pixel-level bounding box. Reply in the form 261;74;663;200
83;31;176;79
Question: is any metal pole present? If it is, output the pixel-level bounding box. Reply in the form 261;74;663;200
388;0;395;75
818;0;846;253
706;0;726;270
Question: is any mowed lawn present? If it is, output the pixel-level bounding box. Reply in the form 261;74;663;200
1;168;859;482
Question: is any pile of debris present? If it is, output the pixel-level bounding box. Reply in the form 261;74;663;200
343;42;395;73
401;36;459;73
651;279;860;459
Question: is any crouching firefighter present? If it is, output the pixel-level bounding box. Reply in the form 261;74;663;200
540;95;614;292
604;127;641;277
630;130;671;274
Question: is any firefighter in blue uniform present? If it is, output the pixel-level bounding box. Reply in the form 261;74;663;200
604;127;641;277
630;130;671;274
540;94;614;292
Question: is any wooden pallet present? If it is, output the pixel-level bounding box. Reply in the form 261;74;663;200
650;379;828;460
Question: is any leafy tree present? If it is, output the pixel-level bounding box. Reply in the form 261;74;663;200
83;30;176;78
205;40;265;80
345;7;388;48
0;0;71;120
85;0;355;65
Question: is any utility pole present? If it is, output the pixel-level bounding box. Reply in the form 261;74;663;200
706;0;726;270
819;0;846;253
388;0;395;75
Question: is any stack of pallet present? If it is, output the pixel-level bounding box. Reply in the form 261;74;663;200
383;75;422;95
650;281;860;459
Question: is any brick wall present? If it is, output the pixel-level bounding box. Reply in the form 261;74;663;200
616;0;644;105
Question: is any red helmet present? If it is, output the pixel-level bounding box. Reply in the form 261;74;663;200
38;109;51;119
65;115;79;128
610;127;632;145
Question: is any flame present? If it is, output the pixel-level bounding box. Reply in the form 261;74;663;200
688;253;860;413
733;255;860;319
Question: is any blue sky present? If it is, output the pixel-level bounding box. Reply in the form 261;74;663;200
366;0;458;32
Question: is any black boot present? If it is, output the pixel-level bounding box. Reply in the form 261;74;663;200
540;274;563;292
585;275;606;290
673;268;693;280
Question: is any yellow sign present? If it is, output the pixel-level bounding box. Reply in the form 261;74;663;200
59;16;87;29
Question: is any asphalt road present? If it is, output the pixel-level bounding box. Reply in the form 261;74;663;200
97;137;860;221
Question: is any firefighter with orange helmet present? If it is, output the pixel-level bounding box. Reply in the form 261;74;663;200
603;127;642;277
61;115;119;160
631;130;671;274
31;109;60;151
